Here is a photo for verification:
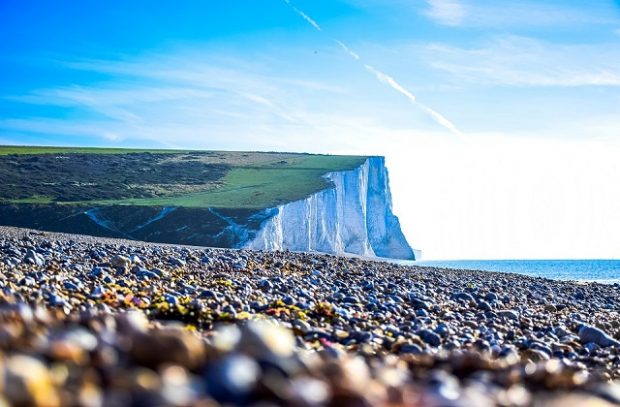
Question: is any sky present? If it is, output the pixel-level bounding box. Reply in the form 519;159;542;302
1;0;620;259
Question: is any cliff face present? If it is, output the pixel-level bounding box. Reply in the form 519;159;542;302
0;157;416;259
245;157;416;260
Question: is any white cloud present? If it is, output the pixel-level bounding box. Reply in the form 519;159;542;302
3;49;431;151
423;0;465;26
350;0;618;29
424;36;620;87
455;1;617;28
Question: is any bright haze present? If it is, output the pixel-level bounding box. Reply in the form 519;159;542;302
1;1;620;260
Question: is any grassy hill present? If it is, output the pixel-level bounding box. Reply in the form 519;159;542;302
0;146;367;209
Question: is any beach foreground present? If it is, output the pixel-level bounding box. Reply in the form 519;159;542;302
1;227;619;406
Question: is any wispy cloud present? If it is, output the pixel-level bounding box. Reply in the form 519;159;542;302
408;0;618;28
423;0;465;26
425;36;620;87
1;51;355;148
283;0;462;136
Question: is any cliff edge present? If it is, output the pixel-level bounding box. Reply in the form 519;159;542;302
246;157;416;260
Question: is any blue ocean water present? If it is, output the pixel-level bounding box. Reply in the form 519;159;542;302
410;259;620;283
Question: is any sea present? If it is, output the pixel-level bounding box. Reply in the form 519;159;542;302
409;259;620;284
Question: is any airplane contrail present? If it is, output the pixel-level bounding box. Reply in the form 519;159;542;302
335;40;360;60
282;0;463;136
364;64;417;103
283;0;322;31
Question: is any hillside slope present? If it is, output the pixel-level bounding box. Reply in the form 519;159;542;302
0;146;416;259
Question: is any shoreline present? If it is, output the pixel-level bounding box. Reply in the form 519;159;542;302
1;226;620;405
4;226;617;285
413;258;620;285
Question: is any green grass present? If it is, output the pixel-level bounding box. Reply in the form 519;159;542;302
80;154;367;209
0;145;191;155
5;196;54;204
1;146;368;209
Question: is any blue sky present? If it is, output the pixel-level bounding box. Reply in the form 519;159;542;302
2;0;620;259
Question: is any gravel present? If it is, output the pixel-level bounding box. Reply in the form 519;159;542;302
0;226;620;406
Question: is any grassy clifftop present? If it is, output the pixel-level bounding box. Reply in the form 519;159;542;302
0;146;367;209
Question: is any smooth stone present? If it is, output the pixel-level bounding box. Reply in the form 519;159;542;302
169;257;186;268
4;355;60;406
131;327;206;369
418;329;441;347
293;319;311;333
238;321;295;357
205;354;260;403
164;294;178;305
259;279;273;291
136;270;160;280
522;349;550;362
355;331;372;343
435;323;450;337
89;285;106;299
409;298;431;310
477;300;492;311
545;304;557;312
578;324;620;347
528;342;552;357
584;342;600;353
110;255;130;269
399;343;423;354
453;292;475;303
343;295;359;304
497;310;520;320
89;267;106;278
63;280;81;292
200;290;217;299
232;260;247;271
19;277;36;287
24;250;45;266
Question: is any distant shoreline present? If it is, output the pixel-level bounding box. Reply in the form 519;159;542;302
413;259;620;284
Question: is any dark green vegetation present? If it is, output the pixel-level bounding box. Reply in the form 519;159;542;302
0;146;367;247
0;146;367;209
0;152;228;202
0;146;191;155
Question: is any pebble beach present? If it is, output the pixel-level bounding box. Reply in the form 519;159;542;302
1;226;620;406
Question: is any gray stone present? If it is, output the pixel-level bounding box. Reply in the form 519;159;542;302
418;329;441;347
578;324;620;347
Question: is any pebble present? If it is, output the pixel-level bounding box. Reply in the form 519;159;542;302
419;329;442;347
24;249;45;266
110;254;130;269
578;324;620;347
205;354;260;403
0;227;619;406
454;292;475;303
497;310;520;320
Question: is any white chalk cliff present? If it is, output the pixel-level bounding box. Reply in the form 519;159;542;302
245;157;417;260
